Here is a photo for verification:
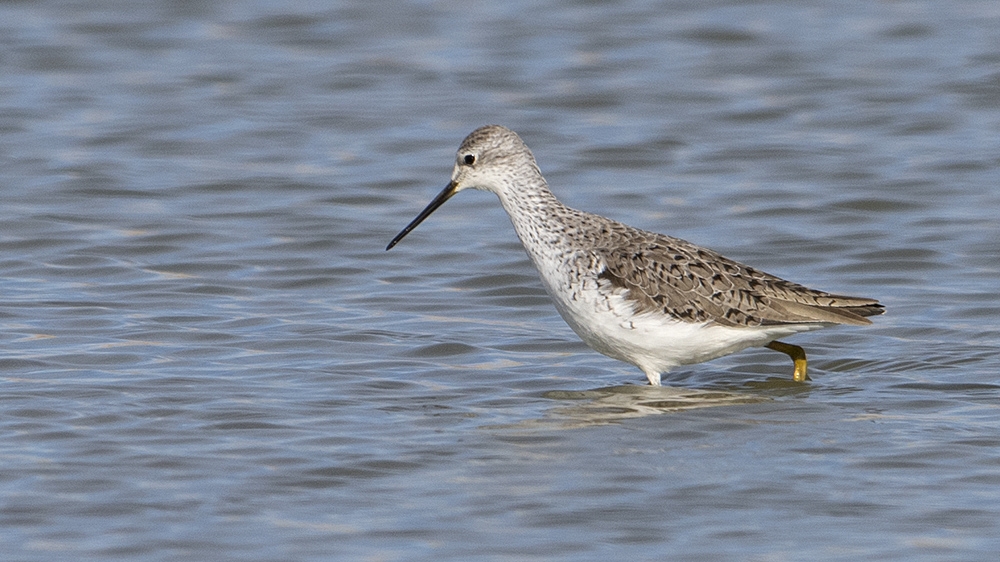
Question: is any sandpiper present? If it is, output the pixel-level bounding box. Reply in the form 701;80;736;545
387;125;884;385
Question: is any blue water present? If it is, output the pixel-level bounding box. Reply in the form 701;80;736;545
2;1;1000;560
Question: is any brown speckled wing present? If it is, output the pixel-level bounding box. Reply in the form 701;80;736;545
591;227;884;327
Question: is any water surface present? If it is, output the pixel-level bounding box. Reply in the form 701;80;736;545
2;1;1000;560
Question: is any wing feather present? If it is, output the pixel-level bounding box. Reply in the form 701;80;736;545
591;228;884;328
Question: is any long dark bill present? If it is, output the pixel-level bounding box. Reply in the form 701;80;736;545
385;180;459;251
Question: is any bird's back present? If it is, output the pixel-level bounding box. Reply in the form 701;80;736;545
552;209;884;329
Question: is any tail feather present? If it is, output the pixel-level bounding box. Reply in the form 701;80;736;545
763;299;885;326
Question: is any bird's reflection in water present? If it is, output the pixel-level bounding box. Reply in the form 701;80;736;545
488;383;773;430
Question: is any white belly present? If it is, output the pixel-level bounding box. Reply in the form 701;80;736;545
533;257;823;378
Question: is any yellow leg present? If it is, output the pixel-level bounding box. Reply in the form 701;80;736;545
765;341;809;382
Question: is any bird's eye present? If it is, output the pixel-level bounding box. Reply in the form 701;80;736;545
463;154;476;165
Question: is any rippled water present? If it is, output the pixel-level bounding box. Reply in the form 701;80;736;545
3;1;1000;560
